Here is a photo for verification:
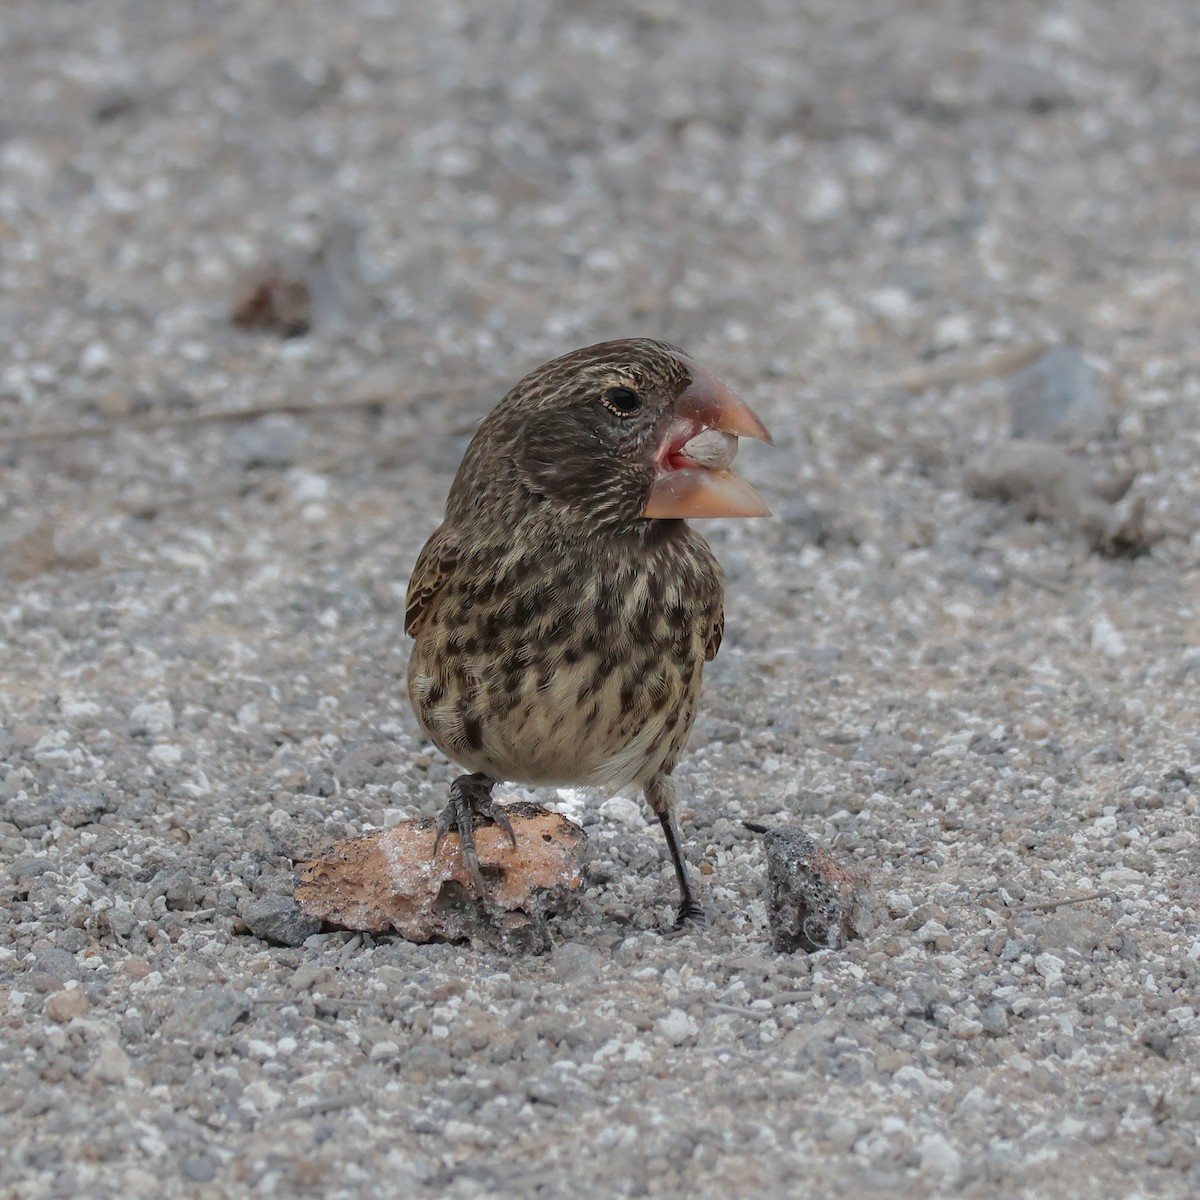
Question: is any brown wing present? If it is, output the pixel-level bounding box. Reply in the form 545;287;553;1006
404;526;458;637
705;609;724;662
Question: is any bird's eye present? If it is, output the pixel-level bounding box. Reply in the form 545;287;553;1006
602;386;641;417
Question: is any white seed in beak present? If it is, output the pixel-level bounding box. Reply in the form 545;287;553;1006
678;428;738;471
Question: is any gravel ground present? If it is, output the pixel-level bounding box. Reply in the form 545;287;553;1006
2;2;1200;1197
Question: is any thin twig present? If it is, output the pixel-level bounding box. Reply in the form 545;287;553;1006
1007;567;1069;597
0;381;481;448
1008;891;1114;914
271;1092;365;1123
708;1002;775;1021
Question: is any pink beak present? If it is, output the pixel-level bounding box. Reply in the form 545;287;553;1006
642;359;772;520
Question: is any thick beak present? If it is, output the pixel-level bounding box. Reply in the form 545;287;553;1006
672;361;773;445
642;361;772;520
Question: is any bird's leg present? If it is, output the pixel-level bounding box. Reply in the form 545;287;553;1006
433;772;517;897
645;775;706;928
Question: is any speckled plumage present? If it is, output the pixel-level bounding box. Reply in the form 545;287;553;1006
406;338;761;924
407;518;722;790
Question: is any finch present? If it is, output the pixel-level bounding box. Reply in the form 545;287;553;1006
405;339;771;925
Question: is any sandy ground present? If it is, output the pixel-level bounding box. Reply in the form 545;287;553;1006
2;1;1199;1197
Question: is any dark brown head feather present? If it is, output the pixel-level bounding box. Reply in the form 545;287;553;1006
445;339;695;532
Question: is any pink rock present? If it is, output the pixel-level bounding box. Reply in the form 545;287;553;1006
296;801;586;952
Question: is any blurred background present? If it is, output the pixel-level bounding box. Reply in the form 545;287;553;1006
4;0;1197;424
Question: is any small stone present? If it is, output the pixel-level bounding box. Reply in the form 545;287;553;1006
181;1157;218;1184
1035;909;1109;956
551;943;601;986
679;428;738;471
933;313;972;351
654;1009;694;1045
59;697;104;728
979;1004;1009;1037
979;53;1071;112
805;176;845;223
34;948;79;980
54;790;111;828
919;1133;962;1185
1090;613;1126;658
12;858;54;882
915;920;952;949
401;1045;454;1082
1034;952;1065;983
241;894;323;947
226;413;308;469
6;797;56;830
267;818;328;863
824;1117;860;1152
127;700;175;737
949;1016;983;1040
162;987;250;1041
148;744;183;767
1007;347;1106;440
90;1041;131;1084
965;441;1153;555
44;988;89;1023
599;795;644;831
163;872;200;912
745;822;872;953
79;340;113;377
289;961;324;992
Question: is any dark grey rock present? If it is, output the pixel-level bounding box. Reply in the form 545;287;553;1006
180;1156;218;1183
241;893;323;947
267;819;328;863
52;789;111;828
5;797;55;831
161;987;251;1041
11;858;54;882
551;942;600;986
1035;909;1111;957
979;1004;1010;1037
745;823;873;953
162;871;201;912
33;948;79;981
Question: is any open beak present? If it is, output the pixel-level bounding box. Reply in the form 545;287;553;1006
642;360;773;519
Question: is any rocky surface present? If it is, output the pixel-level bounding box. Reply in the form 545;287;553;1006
2;1;1199;1197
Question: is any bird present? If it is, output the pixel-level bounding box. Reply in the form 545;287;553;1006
405;338;771;926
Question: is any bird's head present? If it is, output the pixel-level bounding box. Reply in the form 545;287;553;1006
455;339;772;531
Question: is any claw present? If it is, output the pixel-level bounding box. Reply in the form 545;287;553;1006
432;773;514;899
492;803;518;849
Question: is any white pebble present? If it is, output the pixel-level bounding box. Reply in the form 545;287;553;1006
654;1008;694;1045
1090;612;1126;658
680;428;738;470
919;1132;962;1185
599;795;644;831
128;700;175;737
79;340;113;377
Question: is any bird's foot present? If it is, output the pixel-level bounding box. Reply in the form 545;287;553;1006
433;773;517;898
670;899;708;933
